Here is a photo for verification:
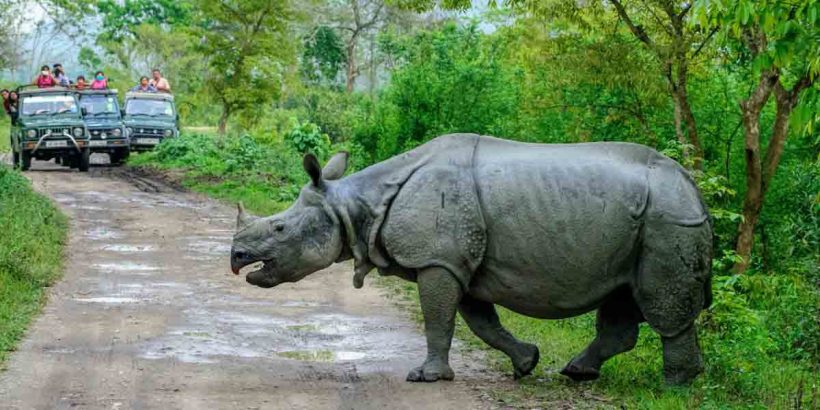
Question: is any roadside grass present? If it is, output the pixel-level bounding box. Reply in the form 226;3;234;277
128;132;306;215
130;131;819;409
1;117;9;152
0;166;67;366
378;275;818;409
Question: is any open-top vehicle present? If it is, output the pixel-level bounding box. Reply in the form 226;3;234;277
10;86;91;171
123;92;179;151
77;89;130;164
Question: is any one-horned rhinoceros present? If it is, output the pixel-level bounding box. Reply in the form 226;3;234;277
230;134;712;385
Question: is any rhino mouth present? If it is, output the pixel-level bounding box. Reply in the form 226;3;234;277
245;260;283;288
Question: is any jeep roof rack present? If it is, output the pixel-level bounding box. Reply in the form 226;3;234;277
16;85;77;96
125;91;174;101
76;89;119;95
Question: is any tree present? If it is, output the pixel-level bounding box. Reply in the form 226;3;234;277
193;0;297;134
301;25;346;87
329;0;388;92
696;0;820;273
97;0;193;42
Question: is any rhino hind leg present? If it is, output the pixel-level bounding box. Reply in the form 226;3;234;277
561;287;642;382
635;221;712;385
407;266;462;382
458;295;540;380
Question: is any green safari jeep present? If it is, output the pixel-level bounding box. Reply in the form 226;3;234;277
10;86;91;171
77;89;130;164
123;92;179;151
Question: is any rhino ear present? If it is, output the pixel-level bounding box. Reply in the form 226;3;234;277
322;151;349;181
303;153;323;188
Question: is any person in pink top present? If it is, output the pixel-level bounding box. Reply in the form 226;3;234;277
33;65;57;88
90;71;108;90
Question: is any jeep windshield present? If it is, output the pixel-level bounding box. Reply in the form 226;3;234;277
20;95;79;116
80;95;120;117
124;99;174;117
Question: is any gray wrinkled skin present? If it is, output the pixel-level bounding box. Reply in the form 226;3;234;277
231;134;713;385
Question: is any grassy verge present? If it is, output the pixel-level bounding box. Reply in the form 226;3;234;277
1;116;9;152
377;274;818;409
131;131;819;409
0;166;68;366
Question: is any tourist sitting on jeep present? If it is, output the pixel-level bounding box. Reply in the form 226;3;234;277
130;77;157;93
75;75;88;90
34;65;57;88
91;71;108;90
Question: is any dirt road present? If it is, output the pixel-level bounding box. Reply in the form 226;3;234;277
0;158;497;409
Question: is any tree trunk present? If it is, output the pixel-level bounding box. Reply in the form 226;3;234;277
733;69;777;273
345;36;357;93
677;89;703;169
218;104;231;135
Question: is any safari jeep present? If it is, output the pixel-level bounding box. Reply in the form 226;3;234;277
123;92;179;151
77;89;130;164
10;86;91;171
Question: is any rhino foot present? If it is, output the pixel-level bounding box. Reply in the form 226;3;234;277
513;343;540;380
406;360;455;382
559;362;600;382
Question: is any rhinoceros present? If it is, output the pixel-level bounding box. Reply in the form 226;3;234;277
230;134;712;385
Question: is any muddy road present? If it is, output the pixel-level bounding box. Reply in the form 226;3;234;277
0;158;498;409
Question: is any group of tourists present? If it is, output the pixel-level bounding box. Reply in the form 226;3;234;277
2;64;173;121
27;63;171;93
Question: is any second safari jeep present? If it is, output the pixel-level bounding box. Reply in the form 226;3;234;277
78;89;130;164
123;92;179;151
10;86;91;171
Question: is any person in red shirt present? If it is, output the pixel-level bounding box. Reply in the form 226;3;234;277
75;76;88;90
33;65;57;88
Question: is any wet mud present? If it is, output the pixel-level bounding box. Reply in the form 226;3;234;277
0;159;499;409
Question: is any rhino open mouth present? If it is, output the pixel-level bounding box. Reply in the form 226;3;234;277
243;260;283;288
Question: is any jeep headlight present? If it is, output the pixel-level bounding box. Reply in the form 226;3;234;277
73;127;84;137
112;128;122;137
26;129;37;138
126;127;133;137
164;129;172;137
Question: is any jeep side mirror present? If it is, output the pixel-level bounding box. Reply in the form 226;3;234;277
81;107;87;116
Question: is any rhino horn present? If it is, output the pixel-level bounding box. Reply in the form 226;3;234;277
236;202;256;229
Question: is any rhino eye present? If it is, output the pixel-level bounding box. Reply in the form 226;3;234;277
273;222;285;232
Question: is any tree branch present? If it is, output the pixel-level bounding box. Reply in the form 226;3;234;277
610;0;655;49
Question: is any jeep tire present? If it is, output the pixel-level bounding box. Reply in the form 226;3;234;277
78;148;90;172
20;150;31;171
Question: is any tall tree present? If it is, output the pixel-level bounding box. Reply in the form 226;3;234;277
331;0;388;92
193;0;296;134
697;0;819;273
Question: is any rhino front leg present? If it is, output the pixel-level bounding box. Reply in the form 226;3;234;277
406;266;462;382
459;295;540;379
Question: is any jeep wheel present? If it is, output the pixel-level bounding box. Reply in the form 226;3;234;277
78;148;90;172
20;150;31;171
54;156;62;165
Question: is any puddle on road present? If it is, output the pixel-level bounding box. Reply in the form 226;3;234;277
84;227;122;240
93;262;160;273
278;350;367;362
74;297;141;304
139;307;420;368
100;244;157;253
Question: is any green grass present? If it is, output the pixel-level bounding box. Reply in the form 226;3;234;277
0;166;68;366
130;130;819;409
1;117;9;152
378;276;818;409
